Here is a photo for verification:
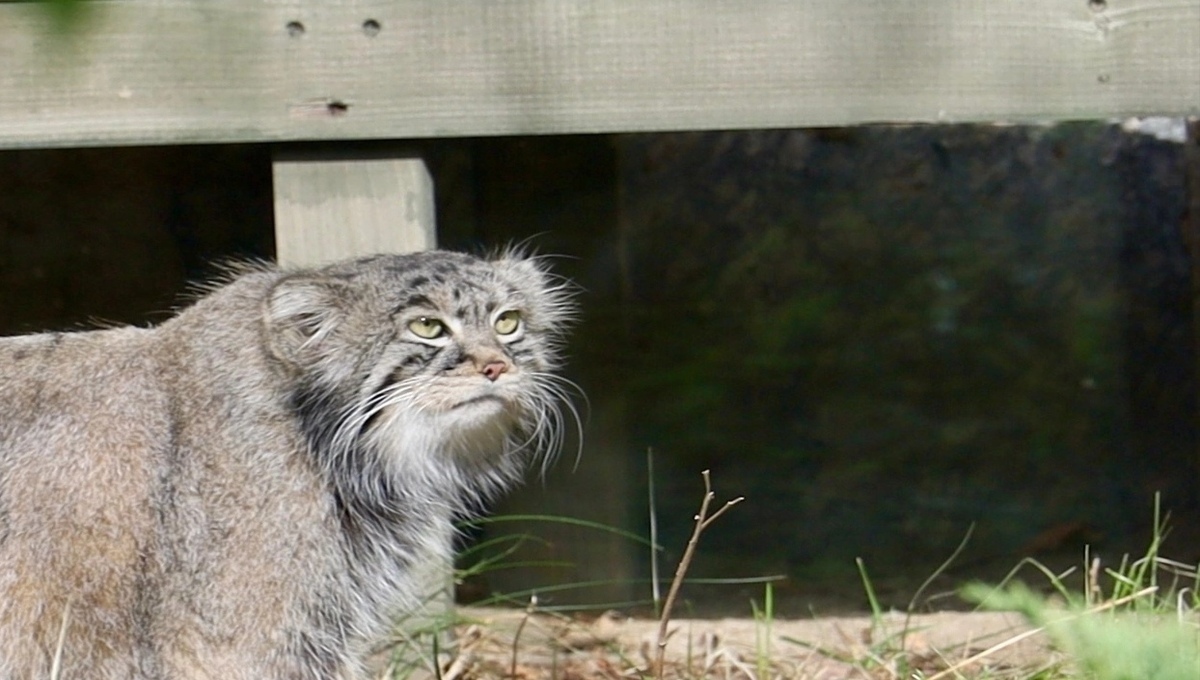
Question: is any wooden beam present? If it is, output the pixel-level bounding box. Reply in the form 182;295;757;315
1;0;1198;149
272;151;436;266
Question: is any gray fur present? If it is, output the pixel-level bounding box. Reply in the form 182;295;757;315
0;250;576;679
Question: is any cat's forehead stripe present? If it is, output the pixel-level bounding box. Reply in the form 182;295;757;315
369;254;540;320
393;294;434;314
391;290;506;322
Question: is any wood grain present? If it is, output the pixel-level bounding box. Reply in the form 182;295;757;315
1;0;1197;149
272;151;437;266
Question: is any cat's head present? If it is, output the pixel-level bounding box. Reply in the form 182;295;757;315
263;249;577;493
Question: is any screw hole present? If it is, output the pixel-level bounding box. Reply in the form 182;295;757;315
362;19;381;37
286;21;305;38
1088;0;1107;12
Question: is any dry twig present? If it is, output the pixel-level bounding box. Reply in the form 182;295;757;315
510;594;538;679
653;469;743;678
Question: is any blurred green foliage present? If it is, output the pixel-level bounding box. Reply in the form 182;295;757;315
966;581;1200;680
5;0;91;33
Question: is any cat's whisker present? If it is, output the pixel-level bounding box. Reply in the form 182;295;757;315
521;371;585;472
327;377;435;471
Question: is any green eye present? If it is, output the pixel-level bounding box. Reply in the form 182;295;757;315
408;316;445;339
494;310;522;335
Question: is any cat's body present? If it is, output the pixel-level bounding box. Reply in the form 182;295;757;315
0;251;575;679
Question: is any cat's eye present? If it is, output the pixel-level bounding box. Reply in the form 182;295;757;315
408;316;445;339
494;310;522;335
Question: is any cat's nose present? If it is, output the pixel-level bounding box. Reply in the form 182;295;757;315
481;361;508;382
470;346;512;381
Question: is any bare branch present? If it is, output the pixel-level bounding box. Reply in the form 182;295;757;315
653;470;742;678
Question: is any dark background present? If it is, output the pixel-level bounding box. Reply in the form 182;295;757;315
2;123;1196;615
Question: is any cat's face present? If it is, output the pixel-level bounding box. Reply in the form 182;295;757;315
265;250;576;480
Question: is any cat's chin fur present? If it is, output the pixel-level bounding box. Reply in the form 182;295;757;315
369;405;526;502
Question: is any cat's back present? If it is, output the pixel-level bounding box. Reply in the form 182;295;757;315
0;274;281;520
0;326;173;678
0;324;171;522
0;325;166;444
0;323;156;385
0;268;277;432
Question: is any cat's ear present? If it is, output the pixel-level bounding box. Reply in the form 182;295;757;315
493;253;551;287
264;276;351;367
493;254;578;328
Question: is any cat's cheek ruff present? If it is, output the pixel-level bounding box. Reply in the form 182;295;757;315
299;372;541;511
346;343;443;434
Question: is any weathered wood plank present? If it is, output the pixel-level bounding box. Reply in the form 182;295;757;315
272;151;436;266
1;0;1198;149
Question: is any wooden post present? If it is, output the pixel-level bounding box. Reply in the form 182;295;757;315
272;150;436;266
271;149;451;670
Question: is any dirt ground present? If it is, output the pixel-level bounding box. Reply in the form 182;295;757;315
390;606;1055;679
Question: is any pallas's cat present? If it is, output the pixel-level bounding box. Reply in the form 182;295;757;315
0;250;576;679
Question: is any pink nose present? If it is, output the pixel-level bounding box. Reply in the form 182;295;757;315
481;361;508;382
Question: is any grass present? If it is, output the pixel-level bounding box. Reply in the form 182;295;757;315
750;582;774;680
960;495;1200;680
380;488;1200;680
